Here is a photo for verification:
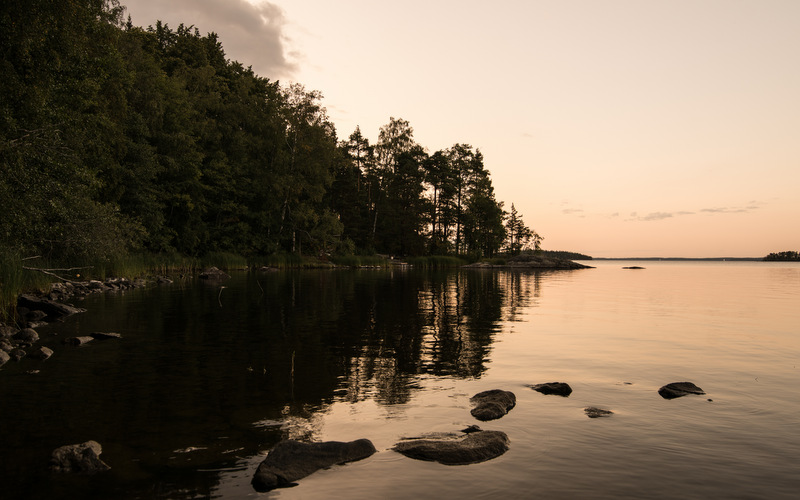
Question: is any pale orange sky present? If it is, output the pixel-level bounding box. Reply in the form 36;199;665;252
124;0;800;258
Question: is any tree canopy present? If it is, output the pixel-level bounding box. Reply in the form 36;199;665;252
1;1;537;262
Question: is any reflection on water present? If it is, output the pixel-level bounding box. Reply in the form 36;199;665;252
1;262;799;499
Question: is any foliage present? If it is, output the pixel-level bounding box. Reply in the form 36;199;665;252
0;0;548;313
763;251;800;262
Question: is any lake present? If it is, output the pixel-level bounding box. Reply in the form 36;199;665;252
1;260;798;499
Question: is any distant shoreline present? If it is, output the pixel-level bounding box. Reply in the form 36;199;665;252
586;257;763;262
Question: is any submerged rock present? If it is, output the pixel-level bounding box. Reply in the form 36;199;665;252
658;382;705;399
470;389;516;421
393;430;509;465
17;294;86;321
90;332;123;340
199;267;230;280
63;336;94;346
584;407;613;418
252;438;376;492
30;346;54;360
49;440;110;473
528;382;573;397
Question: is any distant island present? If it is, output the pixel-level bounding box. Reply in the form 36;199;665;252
763;251;800;261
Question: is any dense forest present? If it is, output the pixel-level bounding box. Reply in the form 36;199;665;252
0;0;541;267
763;251;800;262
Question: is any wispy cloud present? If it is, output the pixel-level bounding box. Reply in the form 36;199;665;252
123;0;296;79
626;203;762;221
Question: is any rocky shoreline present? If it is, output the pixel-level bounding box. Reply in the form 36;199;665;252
463;254;593;270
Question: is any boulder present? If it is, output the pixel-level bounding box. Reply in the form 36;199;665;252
1;339;14;352
30;346;54;360
0;350;9;367
528;382;573;397
393;430;510;465
622;266;645;269
470;389;516;421
13;328;39;343
11;348;26;361
199;267;230;280
252;438;376;492
50;440;110;473
17;294;86;321
658;382;705;399
584;407;613;418
64;336;94;346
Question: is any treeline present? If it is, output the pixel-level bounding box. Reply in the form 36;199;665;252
763;251;800;262
1;0;542;265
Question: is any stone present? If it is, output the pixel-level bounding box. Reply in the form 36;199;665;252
585;407;613;418
199;267;230;280
64;336;95;346
658;382;705;399
11;348;27;361
470;389;516;421
17;294;86;321
90;332;123;340
0;350;10;367
50;440;110;473
622;266;645;269
13;328;39;343
30;346;54;360
252;439;376;492
393;430;510;465
1;339;14;352
528;382;573;397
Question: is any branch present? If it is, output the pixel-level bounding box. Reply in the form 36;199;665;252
22;266;93;282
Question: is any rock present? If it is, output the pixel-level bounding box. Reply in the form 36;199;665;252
63;336;95;346
30;346;54;360
252;439;376;492
463;254;593;270
90;332;122;340
461;425;482;434
1;339;14;352
0;324;17;338
585;407;613;418
622;266;645;269
25;310;48;322
11;348;26;361
156;276;173;284
50;440;110;473
0;350;9;367
393;430;510;465
199;267;230;280
658;382;705;399
528;382;573;397
13;328;39;343
470;389;516;421
17;294;86;321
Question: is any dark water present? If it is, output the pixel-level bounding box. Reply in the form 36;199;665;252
1;262;799;499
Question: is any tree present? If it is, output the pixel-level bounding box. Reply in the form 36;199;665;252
505;204;534;255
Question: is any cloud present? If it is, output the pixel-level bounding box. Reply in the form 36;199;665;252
122;0;296;79
562;208;584;215
700;205;760;214
638;212;674;221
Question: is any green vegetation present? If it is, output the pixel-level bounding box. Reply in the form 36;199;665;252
763;251;800;262
0;1;555;315
539;250;593;260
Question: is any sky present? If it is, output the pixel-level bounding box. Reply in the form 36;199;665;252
121;0;800;258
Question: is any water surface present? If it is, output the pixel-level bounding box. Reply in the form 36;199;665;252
1;261;798;499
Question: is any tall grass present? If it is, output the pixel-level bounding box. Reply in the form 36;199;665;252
0;251;52;323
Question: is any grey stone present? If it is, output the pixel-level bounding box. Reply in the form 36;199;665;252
393;430;510;465
64;336;94;346
585;407;613;418
470;389;516;421
658;382;705;399
252;439;376;492
199;267;230;280
0;350;9;367
11;348;26;361
528;382;573;397
90;332;122;340
50;440;110;473
13;328;39;343
17;294;86;321
30;346;54;360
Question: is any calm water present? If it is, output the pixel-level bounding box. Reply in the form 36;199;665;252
1;261;798;499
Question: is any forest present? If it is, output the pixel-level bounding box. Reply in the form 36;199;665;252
1;0;542;270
